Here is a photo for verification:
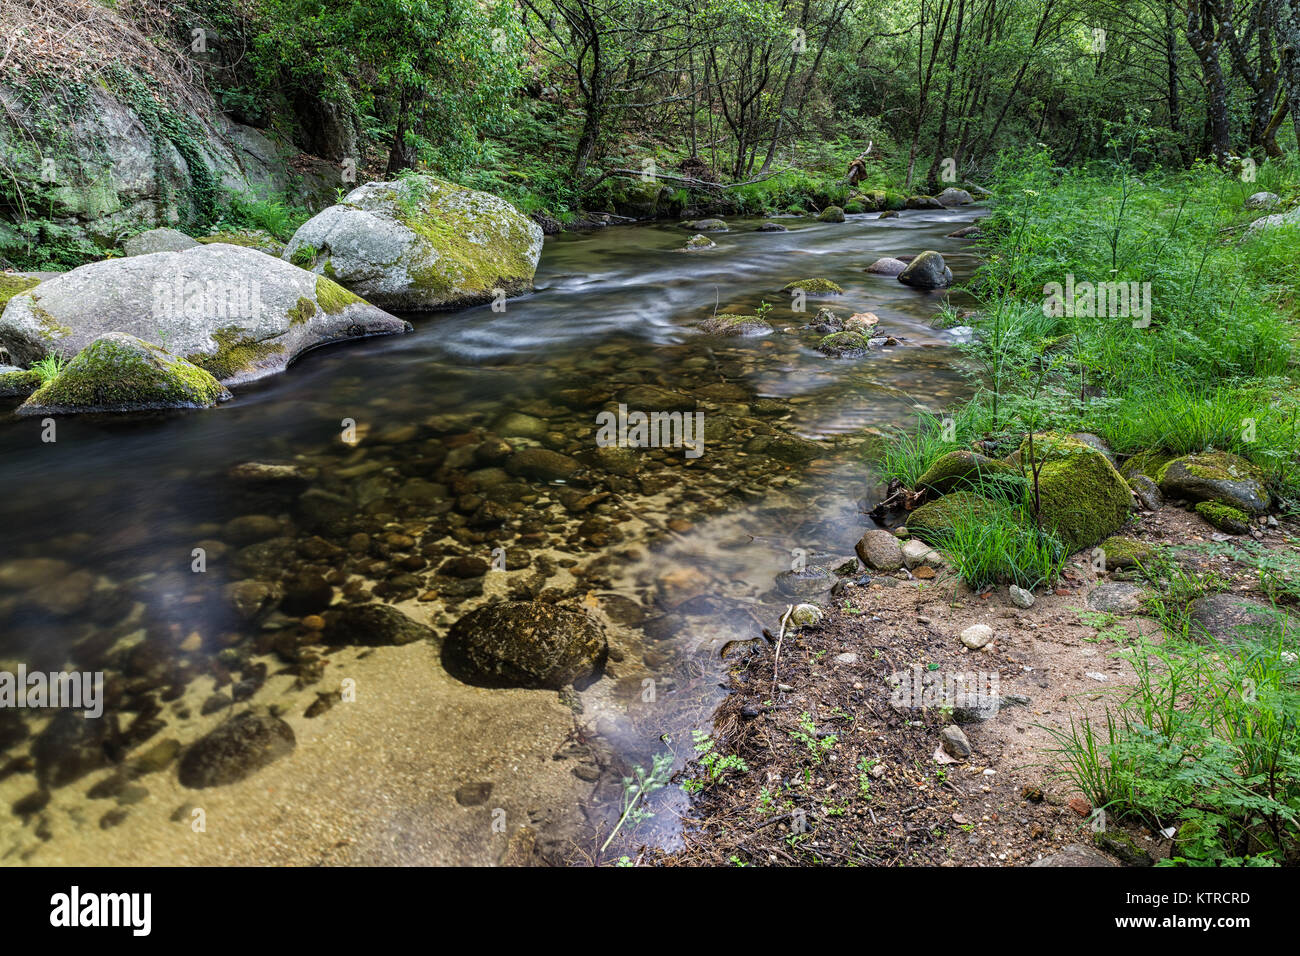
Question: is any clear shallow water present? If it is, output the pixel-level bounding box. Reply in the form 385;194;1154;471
0;207;981;862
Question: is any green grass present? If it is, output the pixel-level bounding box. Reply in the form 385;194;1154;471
926;487;1067;590
29;353;66;384
1043;622;1300;866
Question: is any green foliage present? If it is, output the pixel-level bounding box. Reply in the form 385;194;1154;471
683;729;748;793
1044;626;1300;866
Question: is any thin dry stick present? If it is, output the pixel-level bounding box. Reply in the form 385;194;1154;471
771;604;793;694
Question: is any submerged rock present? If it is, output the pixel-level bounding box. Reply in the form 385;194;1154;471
866;257;908;276
684;233;716;250
442;601;607;689
775;565;835;597
283;175;544;311
323;603;434;646
17;333;230;416
0;244;409;383
817;330;871;357
897;250;953;290
699;314;771;337
756;221;788;232
178;711;296;788
782;277;843;295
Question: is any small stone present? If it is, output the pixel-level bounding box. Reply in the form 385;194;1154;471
940;725;971;758
1009;585;1034;609
834;652;859;664
1067;797;1091;816
960;623;993;649
790;603;824;627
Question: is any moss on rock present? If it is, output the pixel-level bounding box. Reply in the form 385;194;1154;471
1119;449;1176;482
187;327;286;381
0;274;40;310
1031;446;1132;552
1097;535;1156;569
314;274;364;315
699;314;771;337
917;449;1017;495
906;491;1007;544
19;333;229;415
817;205;846;223
288;296;316;327
782;277;843;295
817;330;871;357
1159;451;1269;514
0;368;42;399
1194;501;1252;534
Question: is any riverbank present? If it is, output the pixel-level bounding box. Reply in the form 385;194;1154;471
646;153;1300;868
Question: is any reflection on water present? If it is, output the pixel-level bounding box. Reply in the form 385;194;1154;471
0;208;979;863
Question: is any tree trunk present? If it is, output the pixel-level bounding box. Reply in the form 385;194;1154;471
1186;0;1231;167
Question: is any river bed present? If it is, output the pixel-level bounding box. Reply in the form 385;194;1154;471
0;206;981;864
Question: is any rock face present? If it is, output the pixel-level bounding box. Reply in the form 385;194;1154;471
0;244;409;383
178;711;296;788
18;333;229;416
442;601;607;689
283;175;544;311
123;227;201;257
1018;432;1132;552
1158;452;1269;515
936;187;974;206
897;251;953;290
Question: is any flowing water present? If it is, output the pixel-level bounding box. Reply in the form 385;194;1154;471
0;206;981;864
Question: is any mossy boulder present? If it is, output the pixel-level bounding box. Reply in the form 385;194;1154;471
17;333;230;415
682;218;728;232
0;244;408;384
817;330;871;357
283;175;544;311
1159;452;1269;515
0;367;41;399
782;277;843;295
897;250;953;290
905;491;1006;544
817;205;846;223
684;233;716;251
1019;433;1132;552
1120;449;1176;482
699;314;771;337
916;450;1016;495
442;601;607;689
1097;535;1155;570
842;200;865;214
905;195;944;210
1195;501;1252;535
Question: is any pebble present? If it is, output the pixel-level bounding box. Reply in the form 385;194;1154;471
1008;585;1034;609
960;623;993;649
940;725;971;758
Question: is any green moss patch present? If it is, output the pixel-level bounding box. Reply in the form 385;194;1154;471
917;450;1016;495
1032;450;1132;552
906;491;1007;544
314;274;365;315
1195;501;1252;534
288;296;316;326
23;334;227;413
187;327;286;381
1097;534;1156;569
0;274;40;310
0;368;42;399
782;278;844;295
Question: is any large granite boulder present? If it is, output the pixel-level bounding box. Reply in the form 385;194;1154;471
283;175;544;311
0;244;409;383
